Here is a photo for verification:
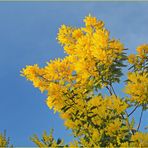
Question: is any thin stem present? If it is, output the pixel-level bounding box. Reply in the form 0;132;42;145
121;113;125;119
110;84;117;97
106;86;112;95
128;105;139;117
137;107;144;131
125;111;134;135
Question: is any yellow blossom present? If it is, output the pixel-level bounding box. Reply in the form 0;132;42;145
72;28;83;39
83;14;97;27
109;40;124;53
124;72;148;105
131;132;148;147
128;54;137;64
137;44;148;55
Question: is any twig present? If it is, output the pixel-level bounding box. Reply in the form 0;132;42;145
125;111;134;135
128;105;139;117
110;84;117;97
106;86;112;95
137;107;144;131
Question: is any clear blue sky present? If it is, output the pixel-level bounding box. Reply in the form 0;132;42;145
0;2;148;146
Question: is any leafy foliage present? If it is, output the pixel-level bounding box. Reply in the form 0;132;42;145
0;131;13;147
21;15;148;147
31;129;65;147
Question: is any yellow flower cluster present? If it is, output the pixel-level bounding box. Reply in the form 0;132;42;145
128;54;137;64
0;132;12;147
59;95;128;146
83;14;103;27
57;15;125;88
57;15;124;67
137;44;148;58
131;132;148;147
31;130;64;147
120;132;148;147
0;134;7;147
125;72;148;105
21;15;127;117
128;44;148;69
21;64;46;92
22;15;148;147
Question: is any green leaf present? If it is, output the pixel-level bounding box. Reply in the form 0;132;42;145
130;117;135;129
57;138;62;144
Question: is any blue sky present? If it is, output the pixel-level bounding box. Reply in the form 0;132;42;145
0;2;148;146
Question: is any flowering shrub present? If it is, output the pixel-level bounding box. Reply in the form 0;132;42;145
0;131;13;147
21;15;148;147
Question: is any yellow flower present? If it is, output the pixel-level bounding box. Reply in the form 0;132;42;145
120;142;129;147
124;72;148;105
83;14;97;27
88;96;102;107
137;44;148;54
92;129;99;141
72;28;83;39
109;40;124;53
92;47;108;63
46;96;54;109
60;112;70;119
64;119;75;129
136;44;148;58
106;119;122;136
57;24;74;45
131;132;148;147
92;29;109;49
128;54;137;64
105;95;128;114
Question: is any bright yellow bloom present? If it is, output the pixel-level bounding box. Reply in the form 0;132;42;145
92;29;109;49
57;24;74;45
83;14;98;27
131;132;148;147
88;96;102;107
92;129;99;141
128;54;137;64
105;95;128;114
106;119;122;136
124;72;148;105
72;28;83;39
109;40;124;53
137;44;148;55
128;44;148;73
83;14;104;29
64;119;75;129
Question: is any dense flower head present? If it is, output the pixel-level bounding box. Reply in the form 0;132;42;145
128;44;148;72
131;132;148;147
128;54;137;64
137;44;148;56
125;72;148;105
22;15;127;95
57;15;124;67
120;132;148;147
56;15;126;87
